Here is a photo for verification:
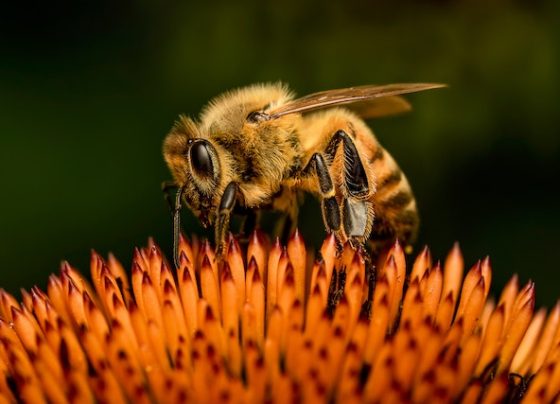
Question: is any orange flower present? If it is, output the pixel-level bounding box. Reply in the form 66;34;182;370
0;230;559;403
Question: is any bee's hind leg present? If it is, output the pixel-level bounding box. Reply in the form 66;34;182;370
301;129;374;252
326;130;374;245
325;130;369;198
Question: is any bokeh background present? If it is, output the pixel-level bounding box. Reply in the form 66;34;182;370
1;1;559;305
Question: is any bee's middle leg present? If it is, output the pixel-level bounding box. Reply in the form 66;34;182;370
275;205;300;243
270;186;300;242
301;153;342;238
238;208;259;236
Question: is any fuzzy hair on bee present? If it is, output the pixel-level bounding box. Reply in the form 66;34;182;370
163;82;444;264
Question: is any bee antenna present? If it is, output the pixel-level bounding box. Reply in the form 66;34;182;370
173;186;185;269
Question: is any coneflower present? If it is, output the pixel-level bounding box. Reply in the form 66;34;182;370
0;230;559;403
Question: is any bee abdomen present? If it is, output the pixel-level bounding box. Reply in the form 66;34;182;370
381;189;414;210
370;146;410;206
377;169;402;190
370;147;419;243
372;190;419;244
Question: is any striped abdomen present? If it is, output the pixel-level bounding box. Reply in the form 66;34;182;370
367;142;419;246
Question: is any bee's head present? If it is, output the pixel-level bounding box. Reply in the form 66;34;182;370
163;116;232;227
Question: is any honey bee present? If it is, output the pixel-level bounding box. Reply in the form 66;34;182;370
163;83;444;265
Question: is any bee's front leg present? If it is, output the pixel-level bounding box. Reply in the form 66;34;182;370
215;182;239;259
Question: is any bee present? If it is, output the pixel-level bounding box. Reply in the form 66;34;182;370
163;83;444;265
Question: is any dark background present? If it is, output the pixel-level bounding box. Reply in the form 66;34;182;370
1;1;559;305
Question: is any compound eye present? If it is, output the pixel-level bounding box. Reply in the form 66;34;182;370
189;140;214;177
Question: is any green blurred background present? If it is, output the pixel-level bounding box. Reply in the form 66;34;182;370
1;1;559;305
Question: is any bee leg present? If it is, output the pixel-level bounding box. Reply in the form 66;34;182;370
161;180;177;212
273;214;287;242
325;130;373;245
172;186;185;269
270;186;300;242
302;153;342;236
342;199;371;241
281;215;293;242
238;208;260;242
215;182;239;258
325;130;369;198
276;209;298;243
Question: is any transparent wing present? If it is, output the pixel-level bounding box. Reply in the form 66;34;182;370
268;83;445;118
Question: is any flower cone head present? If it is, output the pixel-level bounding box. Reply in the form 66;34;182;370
0;230;559;403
